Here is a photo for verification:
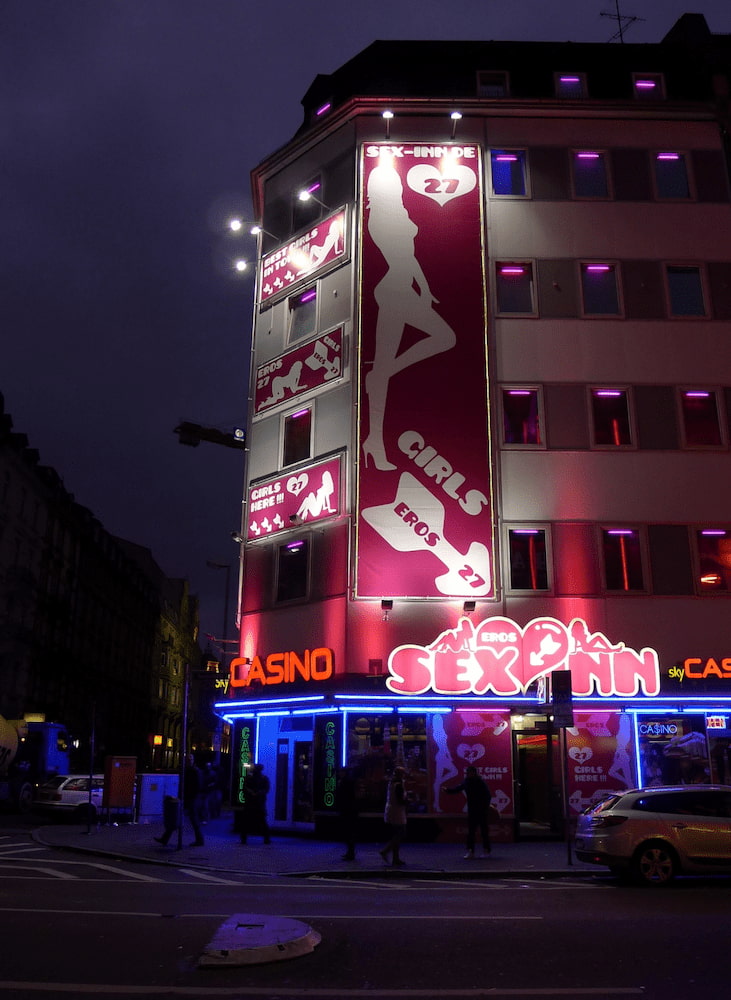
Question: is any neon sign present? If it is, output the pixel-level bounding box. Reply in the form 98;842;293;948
323;720;336;808
683;658;731;680
237;725;253;806
386;616;660;698
230;648;334;689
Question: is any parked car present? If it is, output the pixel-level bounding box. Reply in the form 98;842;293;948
575;784;731;885
34;775;105;821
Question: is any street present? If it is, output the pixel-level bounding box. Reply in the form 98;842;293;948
0;822;728;999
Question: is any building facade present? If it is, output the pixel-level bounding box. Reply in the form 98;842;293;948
0;394;202;770
219;14;731;841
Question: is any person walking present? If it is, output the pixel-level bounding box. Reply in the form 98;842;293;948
335;765;361;861
154;753;204;847
446;765;492;859
380;766;408;867
241;763;271;844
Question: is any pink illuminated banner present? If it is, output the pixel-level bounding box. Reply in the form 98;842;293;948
254;328;343;417
247;455;341;540
387;616;661;698
356;143;493;598
566;712;636;814
431;711;513;819
260;210;346;303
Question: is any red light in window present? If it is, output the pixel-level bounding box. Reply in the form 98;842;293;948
500;266;525;275
585;264;611;273
635;80;656;90
494;154;518;162
576;152;600;159
701;574;722;585
657;152;679;161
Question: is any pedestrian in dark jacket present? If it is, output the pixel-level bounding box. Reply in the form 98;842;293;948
446;765;492;858
335;766;361;861
154;753;204;847
241;763;271;844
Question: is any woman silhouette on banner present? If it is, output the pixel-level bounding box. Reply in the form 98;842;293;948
362;156;456;471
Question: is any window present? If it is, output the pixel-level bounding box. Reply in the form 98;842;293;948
591;388;632;446
288;287;317;341
276;538;309;602
581;263;620;315
680;390;723;446
502;388;542;445
633;73;664;100
654;152;690;199
696;529;731;591
490;150;527;196
602;529;644;591
293;176;322;231
572;151;609;198
508;529;549;591
666;265;705;316
555;73;586;99
477;70;508;98
496;263;535;314
283;407;312;466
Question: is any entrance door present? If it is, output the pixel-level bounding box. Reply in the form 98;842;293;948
513;723;562;838
272;735;314;829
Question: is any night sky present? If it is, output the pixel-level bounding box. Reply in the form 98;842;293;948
3;1;730;647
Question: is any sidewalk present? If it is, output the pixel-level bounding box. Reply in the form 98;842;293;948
34;812;600;879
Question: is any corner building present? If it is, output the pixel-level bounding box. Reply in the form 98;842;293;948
219;14;731;842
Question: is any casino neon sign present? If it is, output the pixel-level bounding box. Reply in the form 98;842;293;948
230;648;334;688
387;616;660;698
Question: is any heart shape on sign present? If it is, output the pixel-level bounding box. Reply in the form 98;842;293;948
568;746;593;765
287;474;308;496
473;616;571;693
406;164;477;206
457;743;485;764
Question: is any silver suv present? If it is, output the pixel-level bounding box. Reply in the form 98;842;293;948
575;785;731;885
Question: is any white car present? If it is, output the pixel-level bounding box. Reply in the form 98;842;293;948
34;775;105;821
575;785;731;885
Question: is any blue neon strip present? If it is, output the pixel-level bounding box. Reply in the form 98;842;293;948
257;710;291;717
215;695;325;710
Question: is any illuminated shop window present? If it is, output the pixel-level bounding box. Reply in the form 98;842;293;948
696;529;731;592
282;407;312;466
555;73;586;99
666;265;706;317
293;176;322;231
680;390;723;446
572;151;609;198
602;529;644;592
276;538;310;602
591;388;632;446
288;287;317;342
653;152;690;199
508;528;549;591
490;150;527;196
580;263;620;315
502;388;542;445
477;70;509;98
633;73;664;100
496;263;535;314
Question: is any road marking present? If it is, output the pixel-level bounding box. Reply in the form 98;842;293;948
178;868;244;885
0;907;540;920
0;982;646;995
0;865;77;880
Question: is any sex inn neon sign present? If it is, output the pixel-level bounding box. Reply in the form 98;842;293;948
386;616;661;698
230;648;334;688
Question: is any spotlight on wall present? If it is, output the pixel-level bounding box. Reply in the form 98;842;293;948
381;599;393;622
231;531;244;544
297;187;329;210
463;600;476;615
289;514;304;526
382;109;394;138
450;110;462;139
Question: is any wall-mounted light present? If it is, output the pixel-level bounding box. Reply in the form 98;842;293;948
381;599;393;622
250;224;280;241
382;109;394;139
234;259;248;273
297;183;329;210
450;110;462;139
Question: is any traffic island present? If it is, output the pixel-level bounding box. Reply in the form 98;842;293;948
199;914;322;967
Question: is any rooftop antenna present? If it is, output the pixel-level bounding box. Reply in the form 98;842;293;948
600;0;644;43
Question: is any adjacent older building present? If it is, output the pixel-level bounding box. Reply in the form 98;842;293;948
0;393;202;770
220;14;731;841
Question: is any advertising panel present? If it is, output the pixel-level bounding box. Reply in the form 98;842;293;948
356;143;493;598
254;327;344;417
636;713;710;786
566;712;636;815
260;210;346;303
247;455;342;540
431;710;513;820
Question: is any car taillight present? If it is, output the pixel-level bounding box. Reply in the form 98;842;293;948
591;815;627;829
